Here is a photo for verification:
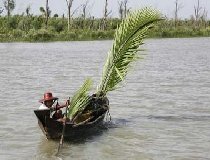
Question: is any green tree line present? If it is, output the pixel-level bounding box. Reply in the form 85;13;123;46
0;0;210;42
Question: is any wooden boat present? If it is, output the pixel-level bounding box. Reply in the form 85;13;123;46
34;97;109;139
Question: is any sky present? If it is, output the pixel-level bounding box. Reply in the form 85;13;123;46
0;0;210;19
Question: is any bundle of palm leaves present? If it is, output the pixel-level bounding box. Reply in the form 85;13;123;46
67;7;162;123
67;78;93;121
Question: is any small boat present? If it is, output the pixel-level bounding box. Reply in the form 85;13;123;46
34;97;109;139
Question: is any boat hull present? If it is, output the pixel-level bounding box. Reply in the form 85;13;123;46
34;108;107;139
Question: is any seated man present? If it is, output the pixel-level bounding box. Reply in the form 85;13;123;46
39;92;69;120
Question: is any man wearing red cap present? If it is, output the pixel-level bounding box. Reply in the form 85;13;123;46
39;92;69;120
39;92;59;110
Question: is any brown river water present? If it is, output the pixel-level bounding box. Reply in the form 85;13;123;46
0;38;210;160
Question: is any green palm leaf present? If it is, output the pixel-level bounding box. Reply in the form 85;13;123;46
67;78;93;120
97;7;162;94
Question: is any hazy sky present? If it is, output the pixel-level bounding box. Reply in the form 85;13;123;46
1;0;210;19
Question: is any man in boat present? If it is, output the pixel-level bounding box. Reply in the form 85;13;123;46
39;92;69;121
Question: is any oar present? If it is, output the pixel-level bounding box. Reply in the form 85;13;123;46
57;99;69;154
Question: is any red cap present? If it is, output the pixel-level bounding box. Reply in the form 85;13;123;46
39;92;58;103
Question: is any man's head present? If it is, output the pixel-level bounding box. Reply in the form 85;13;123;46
39;92;58;108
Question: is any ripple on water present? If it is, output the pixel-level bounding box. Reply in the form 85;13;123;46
1;38;210;159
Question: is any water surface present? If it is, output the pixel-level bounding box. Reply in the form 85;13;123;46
0;38;210;160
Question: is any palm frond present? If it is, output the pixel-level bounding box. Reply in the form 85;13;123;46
67;78;93;120
97;7;162;95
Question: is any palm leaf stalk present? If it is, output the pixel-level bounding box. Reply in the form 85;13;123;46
67;78;93;121
67;8;162;122
97;7;162;95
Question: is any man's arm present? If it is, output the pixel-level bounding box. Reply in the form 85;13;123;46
56;100;70;110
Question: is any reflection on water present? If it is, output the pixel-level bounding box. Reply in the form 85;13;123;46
36;138;59;160
0;38;210;160
36;123;109;159
149;115;210;122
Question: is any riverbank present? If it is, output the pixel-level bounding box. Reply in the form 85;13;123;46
0;29;115;42
0;16;210;42
1;28;210;42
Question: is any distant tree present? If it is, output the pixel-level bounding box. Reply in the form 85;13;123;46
53;14;58;18
40;6;46;22
39;3;51;29
101;0;111;30
123;0;128;18
65;0;74;31
194;0;202;22
26;5;31;16
174;0;183;28
81;0;89;20
102;0;108;30
45;0;51;29
17;5;32;32
118;0;130;20
200;8;208;28
4;0;15;18
40;7;45;14
118;1;123;20
0;7;3;15
194;0;207;28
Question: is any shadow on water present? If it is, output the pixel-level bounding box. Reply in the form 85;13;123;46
36;137;61;160
104;118;130;128
147;114;210;122
34;118;132;159
64;125;109;144
35;123;109;159
63;118;130;144
36;118;129;154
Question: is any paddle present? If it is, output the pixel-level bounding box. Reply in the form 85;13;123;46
57;98;70;153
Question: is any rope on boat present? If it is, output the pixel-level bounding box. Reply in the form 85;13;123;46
105;107;112;123
72;116;94;127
